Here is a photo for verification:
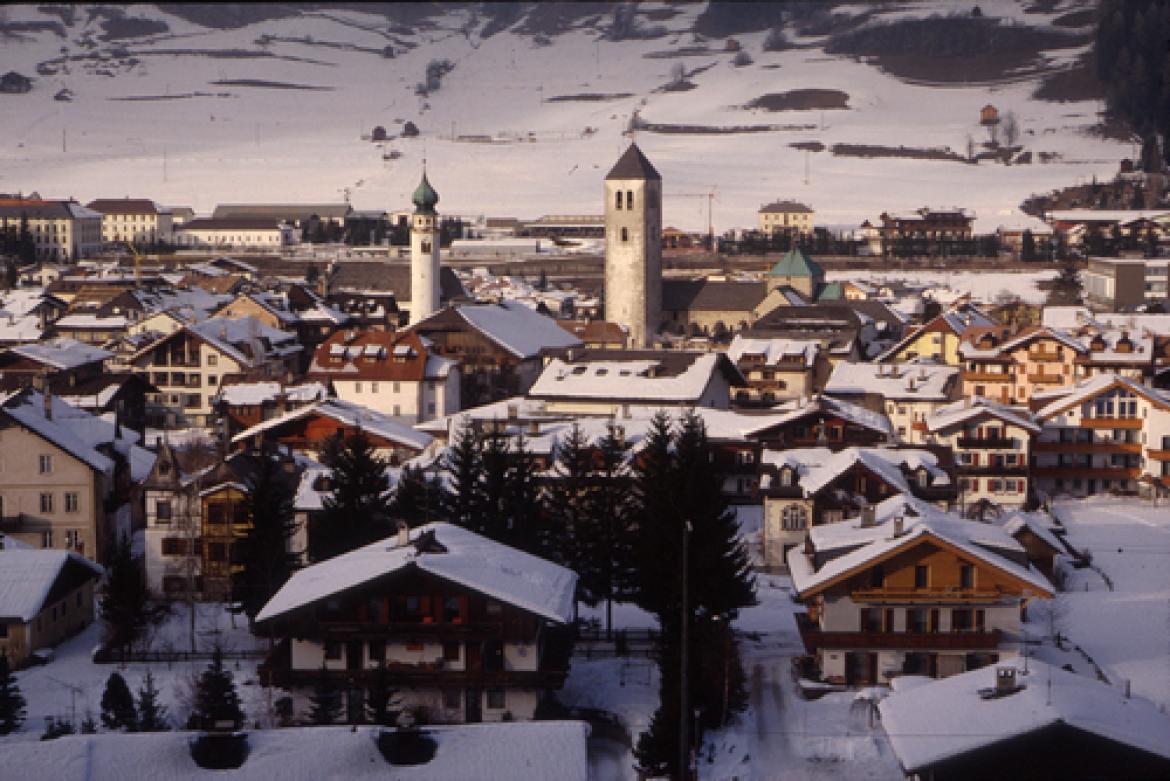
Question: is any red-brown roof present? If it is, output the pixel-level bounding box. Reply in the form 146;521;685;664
309;329;430;382
85;198;160;215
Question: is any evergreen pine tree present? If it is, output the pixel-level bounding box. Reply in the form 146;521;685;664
316;431;394;560
548;422;597;607
136;671;169;731
592;424;638;635
479;427;512;542
100;533;149;655
232;450;298;620
100;671;138;731
0;652;26;735
389;463;442;527
191;647;245;731
505;431;543;554
1020;229;1036;262
308;665;343;725
365;664;400;726
17;214;34;264
305;263;320;285
440;420;486;533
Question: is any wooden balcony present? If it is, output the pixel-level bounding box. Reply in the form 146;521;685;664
1031;467;1140;480
1033;441;1140;454
960;371;1011;383
957;465;1028;477
1081;418;1142;429
1146;449;1170;461
851;586;1010;604
1026;372;1064;384
797;624;1001;654
1027;350;1062;362
956;436;1016;450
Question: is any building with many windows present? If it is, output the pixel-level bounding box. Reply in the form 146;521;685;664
85;198;173;246
0;198;103;261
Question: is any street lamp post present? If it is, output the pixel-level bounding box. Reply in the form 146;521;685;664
679;520;691;780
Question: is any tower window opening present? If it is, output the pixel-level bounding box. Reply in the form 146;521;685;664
627;190;634;209
422;241;432;253
621;227;629;242
615;191;623;210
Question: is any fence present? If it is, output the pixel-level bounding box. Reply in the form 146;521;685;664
93;647;267;665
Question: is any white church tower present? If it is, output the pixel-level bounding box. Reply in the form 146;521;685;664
408;168;442;326
604;143;662;348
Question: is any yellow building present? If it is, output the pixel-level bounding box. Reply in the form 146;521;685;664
758;200;814;237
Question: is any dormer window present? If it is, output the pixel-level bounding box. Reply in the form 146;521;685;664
779;466;794;487
916;467;930;488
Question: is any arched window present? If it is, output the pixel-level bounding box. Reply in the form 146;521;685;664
781;504;807;531
621;227;629;242
627;189;634;209
615;191;623;210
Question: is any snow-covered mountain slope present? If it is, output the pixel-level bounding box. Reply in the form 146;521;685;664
0;1;1123;232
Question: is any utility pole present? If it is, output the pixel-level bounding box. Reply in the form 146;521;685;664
62;128;66;154
679;520;692;781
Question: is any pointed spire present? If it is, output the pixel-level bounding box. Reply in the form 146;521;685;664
412;164;439;215
605;143;661;181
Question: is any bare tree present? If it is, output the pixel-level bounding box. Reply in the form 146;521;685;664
1030;594;1070;647
1002;111;1020;148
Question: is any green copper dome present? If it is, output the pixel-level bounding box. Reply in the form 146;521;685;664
412;171;439;214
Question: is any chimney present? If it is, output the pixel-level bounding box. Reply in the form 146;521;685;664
43;385;53;421
892;516;904;537
860;505;876;528
396;520;410;547
996;667;1017;694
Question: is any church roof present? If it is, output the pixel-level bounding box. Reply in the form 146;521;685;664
605;144;661;181
767;248;824;279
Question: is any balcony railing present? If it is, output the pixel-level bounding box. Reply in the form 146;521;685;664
957;464;1028;477
1026;372;1064;384
1081;417;1142;429
1145;449;1170;461
1027;350;1062;362
1032;466;1140;479
956;436;1015;449
960;371;1011;383
1033;441;1140;454
798;625;1002;653
851;586;1009;604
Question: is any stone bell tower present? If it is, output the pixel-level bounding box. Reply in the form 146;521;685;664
409;167;442;326
604;143;662;348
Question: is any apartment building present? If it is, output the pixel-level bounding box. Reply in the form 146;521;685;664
758;200;814;237
85;198;173;246
0;198;102;261
789;498;1053;685
130;316;301;427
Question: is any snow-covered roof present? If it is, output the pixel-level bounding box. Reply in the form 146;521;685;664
759;446;948;496
770;394;894;436
0;548;103;622
1033;374;1170;419
1001;513;1063;554
528;353;728;403
879;661;1170;773
231;398;433;451
215;381;328;407
256;522;577;625
8;337;111;369
825;359;957;401
726;335;820;368
54;313;129;329
0;722;589;781
455;301;582;359
925;397;1039;434
1042;307;1170;335
787;498;1053;598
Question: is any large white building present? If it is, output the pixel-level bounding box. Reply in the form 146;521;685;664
172;218;296;249
604;144;662;348
0;198;103;261
85;198;173;246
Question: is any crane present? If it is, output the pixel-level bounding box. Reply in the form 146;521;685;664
668;186;718;250
121;240;142;288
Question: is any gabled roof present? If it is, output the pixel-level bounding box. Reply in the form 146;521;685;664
787;498;1053;599
765;394;894;437
1033;373;1170;419
529;351;742;403
0;548;103;622
255;522;577;625
926;397;1040;434
879;660;1170;773
759;200;813;214
727;335;820;368
766;248;824;279
450;301;582;359
6;337;111;370
605;143;661;181
231;398;433;451
85;198;160;216
760;446;949;497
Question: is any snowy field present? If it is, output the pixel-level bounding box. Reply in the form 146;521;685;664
0;1;1125;232
826;268;1056;305
1048;496;1170;711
